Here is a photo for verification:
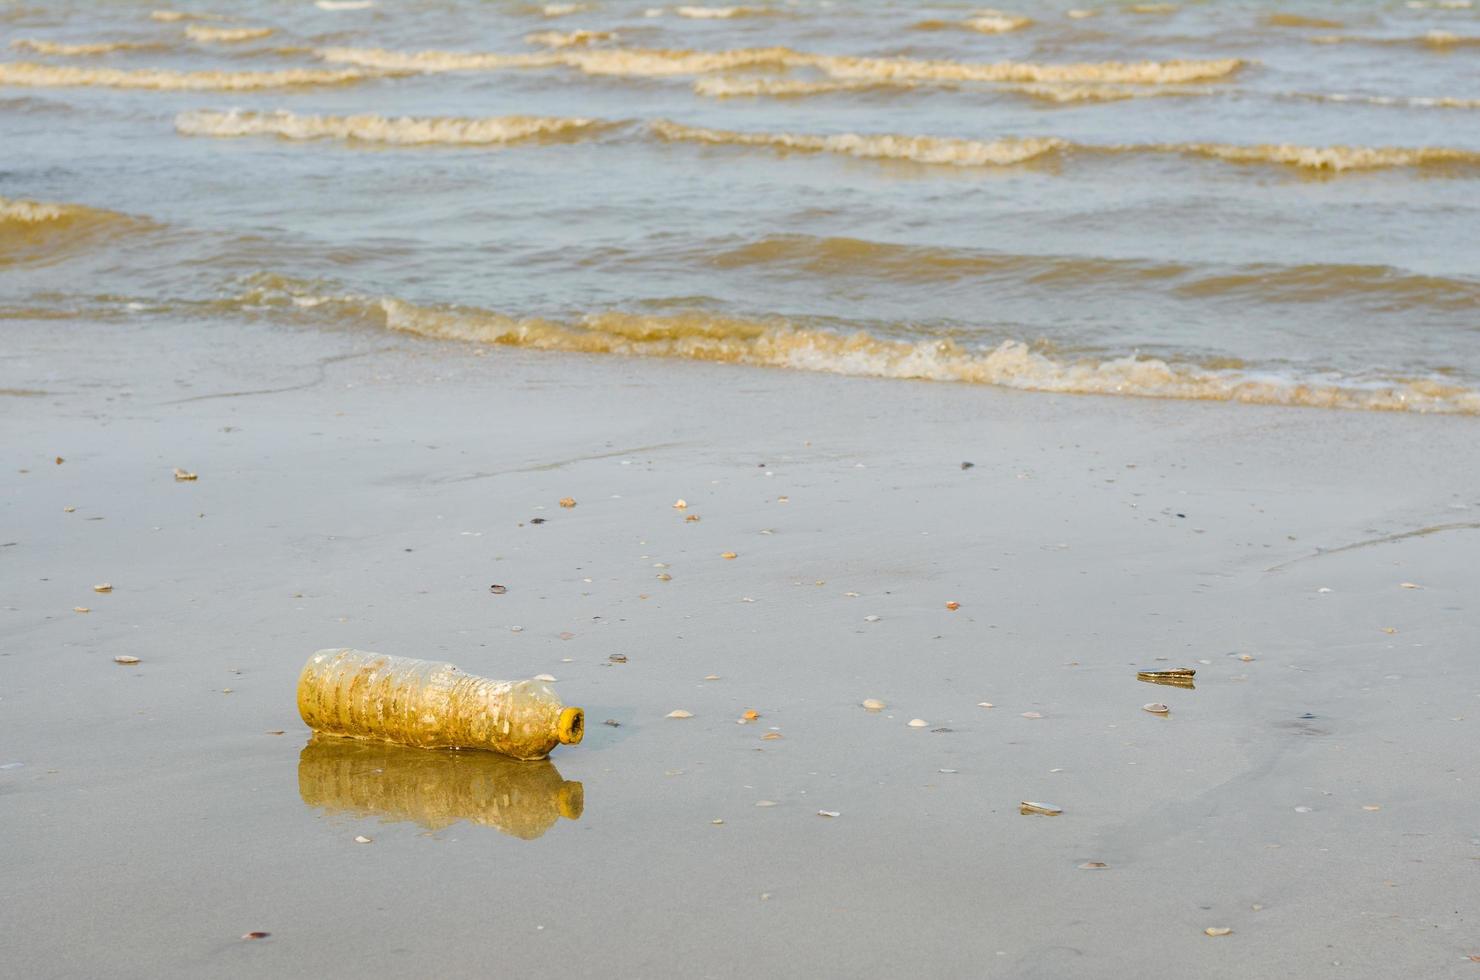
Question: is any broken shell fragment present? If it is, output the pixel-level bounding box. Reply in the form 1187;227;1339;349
354;835;373;844
1021;711;1043;719
721;551;737;560
673;499;687;509
666;710;693;719
488;584;507;594
1137;667;1196;689
1204;927;1232;937
741;710;760;722
1079;862;1109;870
93;583;113;593
862;698;886;711
656;573;672;581
907;718;928;728
173;468;197;481
945;601;960;611
1142;703;1170;715
817;810;840;818
113;655;141;665
73;606;89;613
684;514;700;522
1020;801;1063;816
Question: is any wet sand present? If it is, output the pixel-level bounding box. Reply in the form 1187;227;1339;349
3;315;1478;978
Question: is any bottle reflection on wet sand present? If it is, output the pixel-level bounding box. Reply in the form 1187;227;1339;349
297;735;585;840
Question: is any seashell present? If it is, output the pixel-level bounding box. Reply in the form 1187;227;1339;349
673;499;687;509
945;601;960;610
93;583;113;593
1204;927;1232;937
817;810;840;818
113;655;141;665
1020;801;1063;816
173;467;197;481
862;698;886;711
907;718;928;727
1142;703;1170;714
666;710;693;719
721;551;737;560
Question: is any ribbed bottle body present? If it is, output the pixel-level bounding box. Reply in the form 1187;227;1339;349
297;648;580;761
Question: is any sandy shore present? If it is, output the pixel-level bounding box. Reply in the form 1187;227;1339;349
3;313;1477;978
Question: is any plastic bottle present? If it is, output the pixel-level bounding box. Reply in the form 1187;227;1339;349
296;648;584;761
297;735;583;840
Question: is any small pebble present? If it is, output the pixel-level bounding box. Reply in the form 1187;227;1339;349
666;710;693;719
711;819;724;825
1204;927;1232;937
721;551;737;560
907;718;928;728
656;573;672;581
354;835;373;844
63;506;76;513
945;601;960;610
558;497;576;508
862;698;886;711
864;615;880;623
113;655;141;665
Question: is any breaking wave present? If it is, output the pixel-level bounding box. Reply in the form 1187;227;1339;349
0;62;381;90
1293;91;1480;110
525;29;618;48
313;43;1242;85
673;5;784;17
175;109;612;146
229;279;1480;415
693;74;1213;103
651;119;1068;166
184;25;275;43
1310;31;1480;48
652;121;1480;172
0;196;142;264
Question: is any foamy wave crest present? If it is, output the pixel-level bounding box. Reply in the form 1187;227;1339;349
651;119;1066;166
1006;81;1211;102
965;12;1032;33
525;29;618;47
11;39;164;56
540;3;591;15
313;43;1241;85
694;76;911;98
1168;141;1480;172
673;5;782;17
0;62;379;90
693;74;1208;103
184;25;275;43
175;109;609;146
812;52;1240;84
0;196;141;262
151;9;207;21
315;46;558;71
240;283;1477;415
1297;92;1480;110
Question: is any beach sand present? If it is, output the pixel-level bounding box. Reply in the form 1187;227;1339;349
3;314;1477;977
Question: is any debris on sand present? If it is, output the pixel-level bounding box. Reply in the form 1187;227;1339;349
1020;801;1063;816
113;655;141;665
666;710;693;719
173;467;197;481
558;497;576;508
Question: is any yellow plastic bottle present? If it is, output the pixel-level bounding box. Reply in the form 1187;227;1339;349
297;736;584;840
296;648;584;761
